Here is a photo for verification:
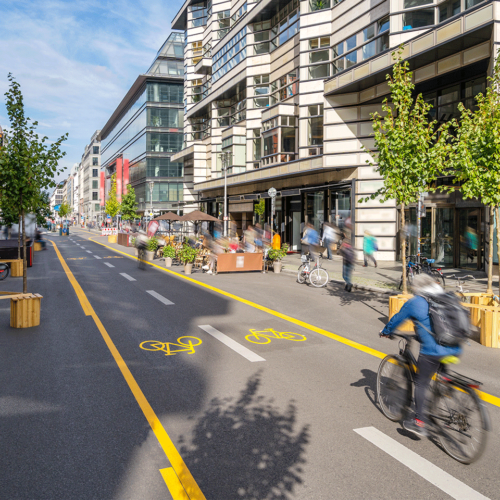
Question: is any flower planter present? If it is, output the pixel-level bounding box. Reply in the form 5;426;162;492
273;261;282;273
145;250;155;261
165;257;173;268
184;263;193;275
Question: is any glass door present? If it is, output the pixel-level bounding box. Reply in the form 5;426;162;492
459;208;480;269
435;208;454;266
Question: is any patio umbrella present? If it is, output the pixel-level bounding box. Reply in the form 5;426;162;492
153;212;182;242
180;210;220;238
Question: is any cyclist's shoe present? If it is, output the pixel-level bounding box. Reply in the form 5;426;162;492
403;418;429;438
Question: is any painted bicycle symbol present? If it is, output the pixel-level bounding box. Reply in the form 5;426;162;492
245;328;307;345
140;336;202;356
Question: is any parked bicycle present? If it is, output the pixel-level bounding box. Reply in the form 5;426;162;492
398;257;417;290
448;274;475;300
377;332;489;464
420;256;445;287
0;262;9;281
297;252;329;287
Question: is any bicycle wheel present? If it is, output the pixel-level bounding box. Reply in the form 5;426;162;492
245;332;271;344
309;268;329;288
138;248;145;269
432;383;488;464
408;268;414;286
177;336;203;347
0;266;9;281
431;270;445;287
297;264;307;284
377;355;412;422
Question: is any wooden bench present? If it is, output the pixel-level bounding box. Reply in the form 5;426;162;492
0;292;43;328
0;259;23;276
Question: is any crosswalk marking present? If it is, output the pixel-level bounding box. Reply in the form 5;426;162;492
146;290;174;305
120;273;136;281
354;427;489;500
198;325;265;362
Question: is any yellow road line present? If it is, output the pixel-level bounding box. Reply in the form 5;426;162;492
160;468;190;500
50;239;206;500
81;231;500;409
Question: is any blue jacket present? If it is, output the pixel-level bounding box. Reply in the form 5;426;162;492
381;296;462;357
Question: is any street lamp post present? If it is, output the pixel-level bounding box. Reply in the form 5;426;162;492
148;181;155;231
218;151;232;237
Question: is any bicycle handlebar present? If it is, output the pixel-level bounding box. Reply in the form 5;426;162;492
448;274;475;280
380;331;415;341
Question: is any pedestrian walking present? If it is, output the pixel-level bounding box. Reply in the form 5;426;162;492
322;222;336;260
363;230;378;267
340;231;355;292
301;222;319;258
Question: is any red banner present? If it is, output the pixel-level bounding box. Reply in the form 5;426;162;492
147;220;159;238
116;158;122;202
100;172;105;206
123;159;129;194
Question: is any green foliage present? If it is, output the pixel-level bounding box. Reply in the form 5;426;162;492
0;74;67;292
105;173;120;219
120;184;138;221
34;191;52;226
0;198;18;228
58;202;70;219
146;236;158;252
178;244;198;264
268;243;289;262
451;55;500;207
163;245;176;258
362;49;451;206
130;236;137;246
254;199;265;219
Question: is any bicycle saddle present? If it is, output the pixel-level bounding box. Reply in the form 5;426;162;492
440;355;460;365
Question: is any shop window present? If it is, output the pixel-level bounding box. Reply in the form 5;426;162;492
439;0;461;21
403;9;435;30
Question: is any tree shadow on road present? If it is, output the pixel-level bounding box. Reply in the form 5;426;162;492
179;371;310;500
326;282;389;310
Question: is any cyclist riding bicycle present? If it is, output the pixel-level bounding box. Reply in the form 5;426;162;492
380;274;462;437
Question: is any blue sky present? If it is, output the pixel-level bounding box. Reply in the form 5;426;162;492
0;0;183;182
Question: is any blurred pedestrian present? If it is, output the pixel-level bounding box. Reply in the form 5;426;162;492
340;231;354;292
363;230;378;268
301;222;319;257
322;222;337;260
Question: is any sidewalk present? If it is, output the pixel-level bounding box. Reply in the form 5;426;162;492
281;252;494;295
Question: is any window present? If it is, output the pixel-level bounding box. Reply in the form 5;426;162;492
92;169;98;177
253;129;262;161
92;157;99;166
93;146;99;154
143;182;184;202
192;41;203;65
146;158;183;178
148;108;183;128
92;180;98;189
309;37;330;50
269;0;300;52
95;204;100;211
439;0;461;22
189;2;207;28
308;105;323;146
270;70;298;103
254;31;269;42
310;0;331;11
403;9;435;30
92;192;98;201
404;0;432;7
253;75;269;85
147;83;184;103
263;133;278;155
363;24;375;41
217;9;231;38
309;64;330;79
346;35;357;51
254;42;270;54
309;50;329;63
212;27;247;82
254;97;269;107
147;133;184;153
378;16;390;33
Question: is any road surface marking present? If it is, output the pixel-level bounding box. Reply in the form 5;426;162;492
93;255;102;259
160;468;189;500
120;273;136;281
198;325;265;362
245;328;307;344
354;427;489;500
80;246;85;249
86;233;500;408
140;337;202;356
50;239;206;500
103;262;114;268
67;257;87;260
86;250;92;254
146;290;174;305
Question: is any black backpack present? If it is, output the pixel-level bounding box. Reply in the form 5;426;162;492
421;292;471;347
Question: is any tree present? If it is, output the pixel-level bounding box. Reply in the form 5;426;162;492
254;199;265;223
33;191;52;227
0;198;18;239
105;173;120;222
451;54;500;293
0;74;67;292
58;202;70;221
362;50;451;294
120;184;138;221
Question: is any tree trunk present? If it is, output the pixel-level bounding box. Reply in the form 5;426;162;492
17;215;21;260
496;206;500;296
7;226;11;239
22;209;27;293
487;205;494;293
401;203;407;295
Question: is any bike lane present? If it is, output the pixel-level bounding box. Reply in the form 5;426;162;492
57;230;500;499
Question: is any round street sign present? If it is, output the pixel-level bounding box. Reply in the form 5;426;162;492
149;212;154;217
268;187;277;198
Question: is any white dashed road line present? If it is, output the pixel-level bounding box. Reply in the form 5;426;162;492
93;255;102;259
120;273;136;281
198;325;265;363
354;427;489;500
103;262;115;268
146;290;174;305
86;250;92;254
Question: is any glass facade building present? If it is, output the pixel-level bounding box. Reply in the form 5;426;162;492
100;32;185;217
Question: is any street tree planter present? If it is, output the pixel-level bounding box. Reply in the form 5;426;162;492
388;294;414;332
34;242;42;251
165;257;173;267
273;261;282;273
480;308;500;348
184;263;193;275
7;293;43;328
108;235;118;244
10;259;23;277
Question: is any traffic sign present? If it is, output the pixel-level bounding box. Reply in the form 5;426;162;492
149;212;154;217
268;187;277;198
223;216;229;221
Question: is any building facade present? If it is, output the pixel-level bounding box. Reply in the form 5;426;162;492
99;32;185;220
79;131;101;224
171;0;496;267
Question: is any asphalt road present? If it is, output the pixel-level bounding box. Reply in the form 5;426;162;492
1;229;499;500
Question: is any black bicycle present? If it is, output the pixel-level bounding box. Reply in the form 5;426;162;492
137;244;146;270
377;332;489;464
420;256;445;287
0;262;9;281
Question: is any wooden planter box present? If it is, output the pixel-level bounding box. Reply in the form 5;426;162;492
34;242;42;251
117;233;131;247
217;253;263;273
0;292;43;328
388;294;414;332
108;235;118;244
10;259;23;277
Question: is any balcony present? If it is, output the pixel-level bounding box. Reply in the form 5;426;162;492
194;57;212;75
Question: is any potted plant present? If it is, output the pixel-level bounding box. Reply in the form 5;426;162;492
178;244;198;275
268;243;289;273
145;237;158;261
163;245;176;267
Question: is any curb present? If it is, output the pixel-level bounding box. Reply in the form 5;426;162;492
282;266;396;295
